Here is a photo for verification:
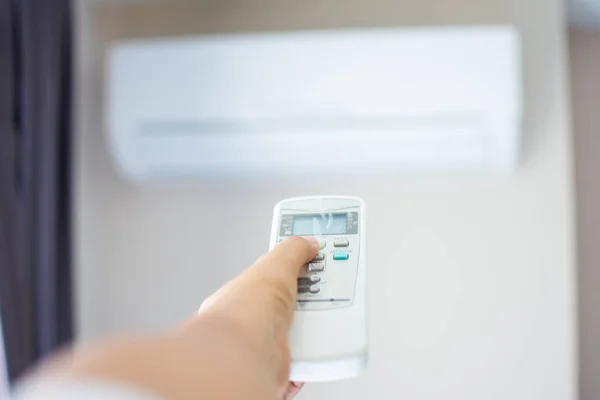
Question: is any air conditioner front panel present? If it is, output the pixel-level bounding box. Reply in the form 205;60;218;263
106;26;522;180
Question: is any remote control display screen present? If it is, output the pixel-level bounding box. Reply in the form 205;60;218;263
293;214;346;235
279;212;359;236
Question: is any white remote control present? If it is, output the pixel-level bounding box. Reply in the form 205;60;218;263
269;196;368;382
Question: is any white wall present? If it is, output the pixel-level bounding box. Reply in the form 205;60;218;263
570;29;600;400
75;1;576;399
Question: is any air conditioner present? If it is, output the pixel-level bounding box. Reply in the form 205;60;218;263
105;26;522;181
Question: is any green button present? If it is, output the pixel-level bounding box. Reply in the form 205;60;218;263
333;252;349;260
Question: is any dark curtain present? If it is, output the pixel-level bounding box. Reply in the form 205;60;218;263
0;0;73;383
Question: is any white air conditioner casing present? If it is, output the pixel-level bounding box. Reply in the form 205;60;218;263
106;26;522;181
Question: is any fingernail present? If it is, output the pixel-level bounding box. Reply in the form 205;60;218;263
302;236;320;250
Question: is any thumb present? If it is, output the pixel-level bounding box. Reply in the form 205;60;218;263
243;236;320;315
199;236;319;318
260;236;321;277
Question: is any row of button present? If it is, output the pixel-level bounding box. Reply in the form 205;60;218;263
310;252;349;263
298;239;351;295
317;238;349;249
306;253;349;273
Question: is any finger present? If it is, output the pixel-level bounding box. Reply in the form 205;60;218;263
248;235;319;313
253;236;320;283
241;236;320;303
248;236;319;315
262;236;320;273
198;236;319;322
285;381;305;400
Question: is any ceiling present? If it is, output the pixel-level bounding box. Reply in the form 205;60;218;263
570;0;600;27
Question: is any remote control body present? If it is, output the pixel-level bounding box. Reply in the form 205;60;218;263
269;196;368;382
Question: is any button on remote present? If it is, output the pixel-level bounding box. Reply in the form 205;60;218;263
297;278;311;293
308;263;325;272
309;284;320;294
333;252;349;260
334;238;349;247
310;274;321;283
313;252;325;261
317;238;326;249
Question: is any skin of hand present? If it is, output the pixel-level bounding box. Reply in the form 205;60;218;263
25;236;319;400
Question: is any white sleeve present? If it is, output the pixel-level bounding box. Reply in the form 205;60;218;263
11;379;162;400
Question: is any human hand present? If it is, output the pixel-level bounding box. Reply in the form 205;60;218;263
16;237;319;400
197;236;320;399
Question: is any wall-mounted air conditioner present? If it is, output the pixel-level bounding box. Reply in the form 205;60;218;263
106;26;522;181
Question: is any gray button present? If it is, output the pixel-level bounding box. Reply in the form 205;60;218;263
334;238;349;247
297;278;311;293
313;252;325;261
317;238;326;249
310;274;321;283
308;263;325;272
309;284;320;294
